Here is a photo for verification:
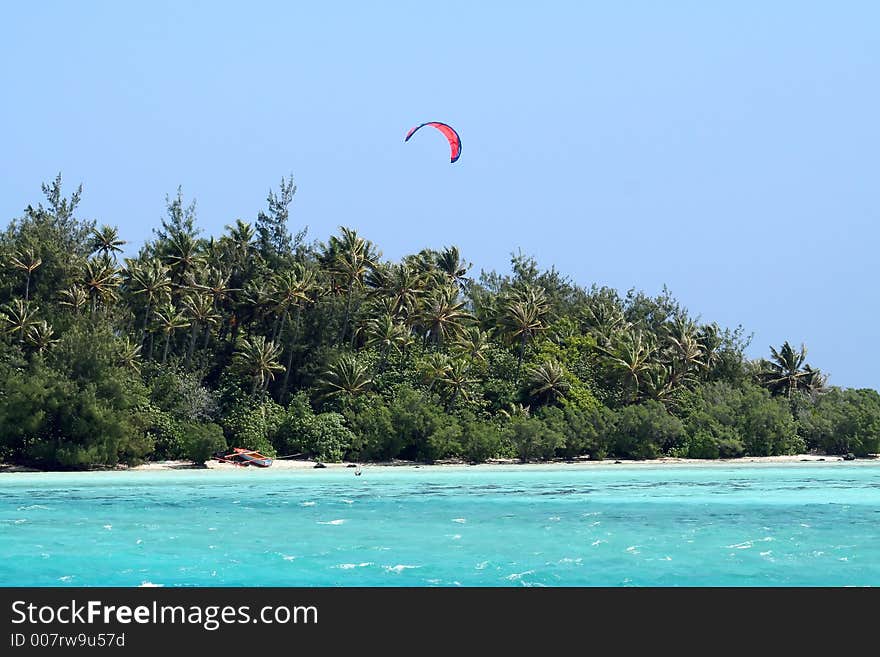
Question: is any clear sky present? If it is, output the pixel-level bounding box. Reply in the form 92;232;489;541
1;2;877;388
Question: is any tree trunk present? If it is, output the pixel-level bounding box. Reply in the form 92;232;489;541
162;333;171;364
341;281;354;344
24;273;30;303
280;307;301;402
186;321;199;364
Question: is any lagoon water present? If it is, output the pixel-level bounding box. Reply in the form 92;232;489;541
2;463;879;586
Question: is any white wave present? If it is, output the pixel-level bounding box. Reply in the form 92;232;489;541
282;555;296;561
300;501;316;507
725;541;753;550
103;524;112;530
135;539;143;545
40;553;50;560
384;564;420;574
505;570;534;581
557;557;582;565
13;519;27;525
548;516;561;522
58;576;73;582
18;504;50;511
451;518;467;524
138;581;163;587
448;534;462;540
341;499;354;505
591;539;605;546
317;519;345;525
335;562;372;570
625;546;640;554
760;551;772;557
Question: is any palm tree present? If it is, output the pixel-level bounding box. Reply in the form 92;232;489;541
59;285;89;314
419;352;452;393
325;227;380;345
127;259;172;342
82;257;121;317
90;225;126;260
600;329;657;403
0;299;38;342
116;337;143;375
527;359;570;405
437;358;477;409
435;245;471;289
233;335;286;396
418;285;473;347
760;341;824;398
180;291;220;363
364;313;408;368
452;326;491;365
8;249;42;302
500;286;550;376
224;219;256;275
663;318;705;390
25;320;59;354
279;266;319;400
317;353;372;400
165;231;202;282
153;303;190;364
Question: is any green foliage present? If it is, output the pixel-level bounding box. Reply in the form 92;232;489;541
504;415;565;462
1;173;870;469
798;388;880;456
609;400;685;460
180;422;227;464
221;400;283;457
277;392;355;462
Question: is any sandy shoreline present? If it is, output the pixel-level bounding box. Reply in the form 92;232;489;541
1;453;875;473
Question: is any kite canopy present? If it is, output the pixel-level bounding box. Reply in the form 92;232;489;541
404;122;462;163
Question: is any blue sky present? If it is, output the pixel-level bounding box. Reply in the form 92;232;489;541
1;2;878;388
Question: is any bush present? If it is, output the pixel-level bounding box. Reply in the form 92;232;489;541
798;388;880;456
180;422;227;464
609;401;684;459
221;400;284;457
504;415;565;462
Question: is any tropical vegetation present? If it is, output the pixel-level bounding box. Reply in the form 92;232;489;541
0;175;877;469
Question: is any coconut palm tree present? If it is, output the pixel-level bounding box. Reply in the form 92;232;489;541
82;257;121;317
165;231;202;283
90;225;126;260
760;341;824;398
116;337;143;375
418;285;473;347
25;320;59;354
364;313;408;368
127;259;172;342
500;286;550;376
317;353;372;400
8;249;42;302
324;227;380;346
663;317;705;390
0;299;38;342
527;359;570;405
435;245;471;290
59;285;89;314
233;335;286;396
180;291;220;363
437;358;477;409
419;352;452;394
153;303;190;364
600;329;657;403
452;326;491;365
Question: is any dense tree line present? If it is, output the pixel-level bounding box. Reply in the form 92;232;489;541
0;175;877;469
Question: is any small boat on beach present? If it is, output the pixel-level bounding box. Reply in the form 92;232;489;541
214;448;273;468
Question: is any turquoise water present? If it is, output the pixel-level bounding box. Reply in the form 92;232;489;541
2;463;879;586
